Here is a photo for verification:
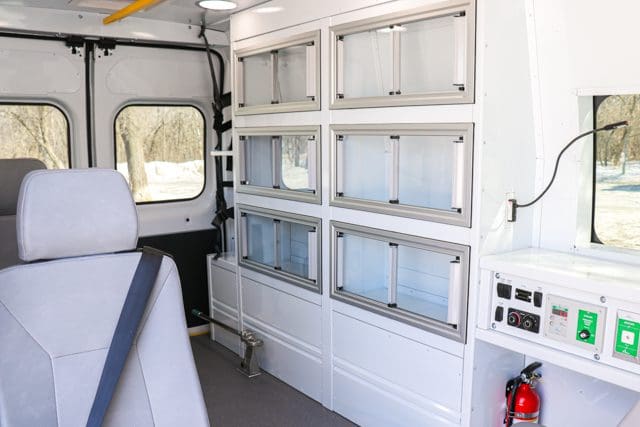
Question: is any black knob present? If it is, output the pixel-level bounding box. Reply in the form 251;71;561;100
579;329;591;340
507;311;521;327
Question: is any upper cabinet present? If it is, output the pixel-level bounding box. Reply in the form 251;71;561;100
331;123;473;227
234;30;321;115
330;0;475;109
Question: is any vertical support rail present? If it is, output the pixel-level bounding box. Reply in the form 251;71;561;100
452;11;467;90
388;243;399;307
447;258;462;326
306;42;317;100
451;136;466;212
307;228;318;281
389;135;400;204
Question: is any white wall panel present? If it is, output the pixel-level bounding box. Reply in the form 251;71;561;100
210;265;238;310
333;367;459;427
332;312;463;412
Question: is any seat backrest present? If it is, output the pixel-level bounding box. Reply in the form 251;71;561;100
0;158;46;269
0;169;209;427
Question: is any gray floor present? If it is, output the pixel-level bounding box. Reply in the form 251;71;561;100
191;335;356;427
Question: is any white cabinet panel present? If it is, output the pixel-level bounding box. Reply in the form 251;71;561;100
332;312;463;413
332;124;474;227
332;222;469;342
235;31;320;115
238;126;321;204
210;264;238;311
242;277;322;349
239;205;321;292
331;1;475;108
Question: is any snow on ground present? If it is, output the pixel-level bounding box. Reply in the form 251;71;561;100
117;160;204;202
594;161;640;250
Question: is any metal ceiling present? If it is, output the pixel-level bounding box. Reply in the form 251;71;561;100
4;0;271;31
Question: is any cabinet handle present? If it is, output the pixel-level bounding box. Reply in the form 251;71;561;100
240;214;248;259
392;30;401;94
336;36;345;98
447;259;463;326
336;232;345;290
306;43;316;100
336;135;345;196
273;219;281;270
236;58;245;107
388;243;398;307
307;229;317;281
271;51;280;104
307;137;317;192
388;136;400;204
453;11;467;88
272;136;282;189
451;138;466;211
238;136;247;184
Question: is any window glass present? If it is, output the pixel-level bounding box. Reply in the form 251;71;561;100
341;135;390;202
243;52;272;107
281;135;311;190
115;105;205;203
341;233;389;305
593;95;640;250
0;104;69;168
342;30;393;98
276;45;307;103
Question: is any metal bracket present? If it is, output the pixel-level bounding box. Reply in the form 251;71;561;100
191;309;264;378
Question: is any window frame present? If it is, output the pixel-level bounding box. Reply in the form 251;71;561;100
330;221;470;343
0;101;72;168
236;125;322;204
329;0;476;109
112;103;208;205
590;94;640;252
233;30;321;116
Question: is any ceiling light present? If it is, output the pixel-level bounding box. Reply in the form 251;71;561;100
253;6;283;14
197;1;237;11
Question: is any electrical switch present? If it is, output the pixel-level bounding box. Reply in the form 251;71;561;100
495;306;504;322
534;291;543;307
497;282;512;299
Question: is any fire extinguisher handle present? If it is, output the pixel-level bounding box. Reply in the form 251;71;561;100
521;361;542;377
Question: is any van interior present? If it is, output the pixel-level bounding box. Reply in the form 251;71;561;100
1;1;640;426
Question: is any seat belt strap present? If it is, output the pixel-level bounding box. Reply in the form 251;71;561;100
86;247;164;427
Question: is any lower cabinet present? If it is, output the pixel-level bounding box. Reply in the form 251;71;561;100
331;221;470;342
207;253;241;354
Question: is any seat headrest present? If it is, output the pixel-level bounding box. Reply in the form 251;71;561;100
0;158;46;215
17;169;138;262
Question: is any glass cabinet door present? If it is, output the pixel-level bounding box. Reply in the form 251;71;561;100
332;2;474;108
332;124;473;226
331;222;469;342
238;126;321;204
235;31;320;115
239;205;321;292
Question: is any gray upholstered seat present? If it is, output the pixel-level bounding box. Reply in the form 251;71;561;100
0;158;46;269
0;169;210;427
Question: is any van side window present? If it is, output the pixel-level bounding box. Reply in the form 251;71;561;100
0;104;70;168
593;94;640;250
115;105;206;203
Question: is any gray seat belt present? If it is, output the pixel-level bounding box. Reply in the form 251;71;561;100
86;247;164;427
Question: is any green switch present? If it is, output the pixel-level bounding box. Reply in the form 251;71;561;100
576;309;598;345
615;318;640;358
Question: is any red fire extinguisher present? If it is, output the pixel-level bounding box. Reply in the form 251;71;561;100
504;362;542;426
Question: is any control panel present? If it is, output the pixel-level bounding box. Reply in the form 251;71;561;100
543;295;605;353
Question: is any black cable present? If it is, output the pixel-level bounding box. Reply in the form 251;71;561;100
515;120;628;209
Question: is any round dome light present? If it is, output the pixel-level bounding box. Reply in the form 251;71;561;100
197;1;238;11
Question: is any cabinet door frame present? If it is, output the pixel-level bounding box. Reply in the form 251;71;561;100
236;125;322;204
238;204;322;293
330;123;474;227
330;221;470;342
234;30;321;115
330;0;475;109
